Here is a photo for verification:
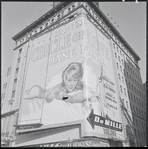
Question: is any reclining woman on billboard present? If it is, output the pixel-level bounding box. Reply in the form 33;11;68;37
25;62;99;103
24;61;111;119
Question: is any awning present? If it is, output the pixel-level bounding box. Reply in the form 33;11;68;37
14;122;82;147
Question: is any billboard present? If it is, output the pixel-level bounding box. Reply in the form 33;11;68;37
18;15;124;140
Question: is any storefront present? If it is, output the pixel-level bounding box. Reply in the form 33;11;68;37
29;138;110;147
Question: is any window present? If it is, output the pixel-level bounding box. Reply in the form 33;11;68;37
139;109;141;116
134;129;137;137
126;72;128;78
123;54;125;60
120;85;122;93
136;107;138;114
122;59;124;65
118;56;120;62
124;88;126;96
136;119;138;126
143;132;145;138
17;58;21;64
13;79;17;89
115;53;117;58
136;98;138;104
130;93;133;100
15;68;19;77
7;67;11;77
118;74;120;80
11;90;15;98
134;95;135;102
138;130;140;138
128;82;130;89
116;63;119;69
133;105;135;113
19;48;22;54
120;66;122;72
125;62;126;68
122;77;124;83
116;46;118;52
126;101;128;109
141;111;143;117
3;93;5;100
120;50;122;56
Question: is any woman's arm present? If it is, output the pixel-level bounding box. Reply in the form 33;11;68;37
65;91;85;103
65;87;99;103
24;84;61;103
43;84;61;102
24;85;43;99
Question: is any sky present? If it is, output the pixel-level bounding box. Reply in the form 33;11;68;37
2;2;146;85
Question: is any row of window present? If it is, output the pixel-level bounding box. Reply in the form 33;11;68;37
114;50;143;92
3;83;7;92
1;83;7;108
11;48;22;100
113;43;126;60
134;128;146;140
113;42;137;68
126;80;145;100
133;119;146;129
115;53;125;66
116;62;124;73
129;92;145;108
120;85;127;96
131;104;146;118
137;141;144;147
124;65;143;91
118;74;125;84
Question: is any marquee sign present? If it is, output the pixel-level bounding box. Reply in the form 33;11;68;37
87;109;122;131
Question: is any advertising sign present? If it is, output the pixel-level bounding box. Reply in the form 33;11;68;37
18;33;50;125
18;15;124;140
37;138;109;147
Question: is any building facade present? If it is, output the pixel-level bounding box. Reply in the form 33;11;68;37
1;2;146;147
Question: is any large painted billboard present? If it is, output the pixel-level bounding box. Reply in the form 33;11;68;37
18;15;124;140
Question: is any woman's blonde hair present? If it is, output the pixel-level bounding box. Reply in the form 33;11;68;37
61;62;83;92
